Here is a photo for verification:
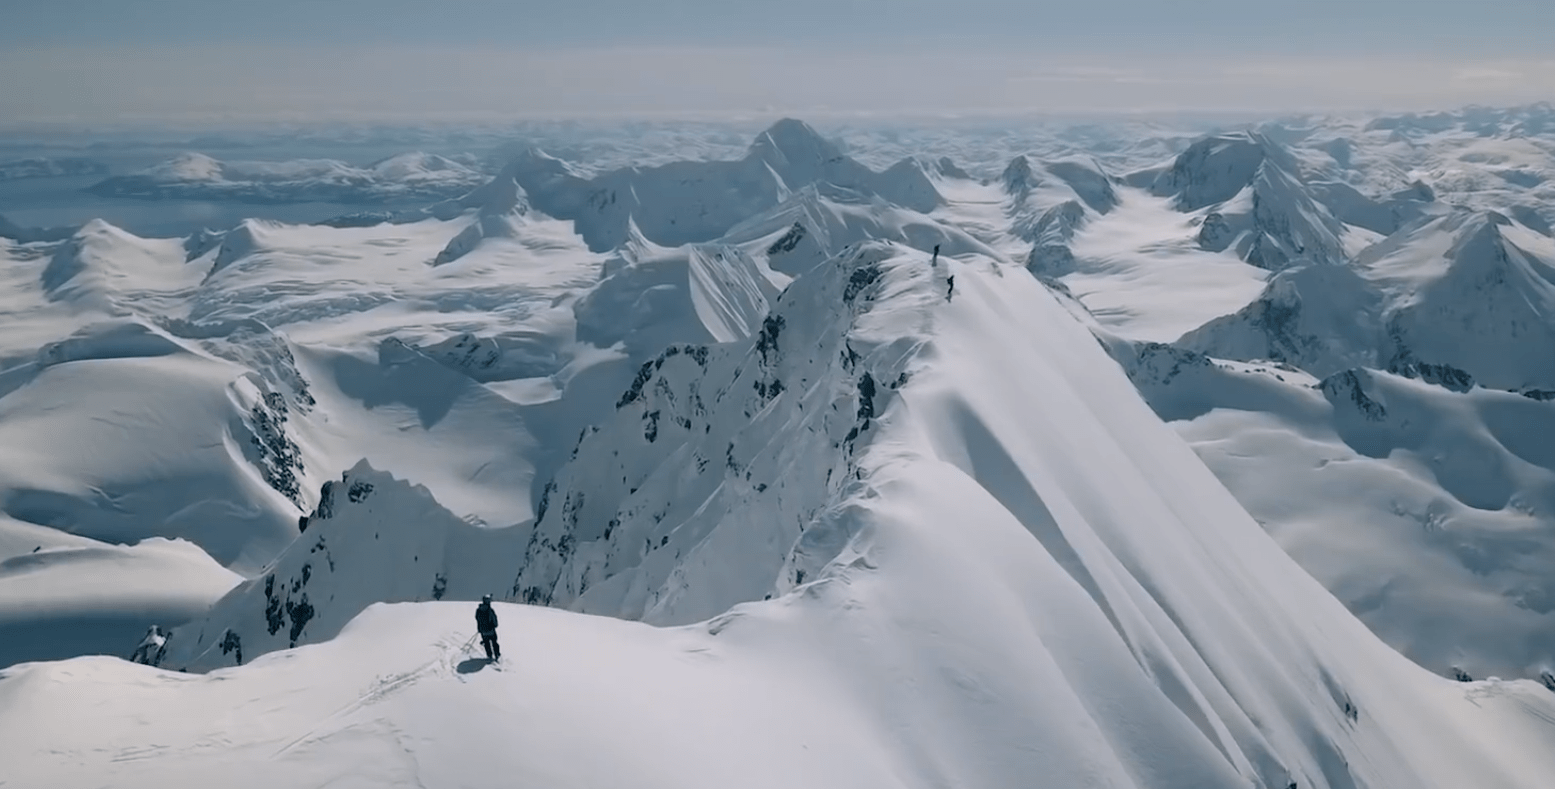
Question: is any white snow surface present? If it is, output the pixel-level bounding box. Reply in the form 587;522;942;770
0;516;239;667
10;251;1555;789
1119;346;1555;683
6;111;1555;787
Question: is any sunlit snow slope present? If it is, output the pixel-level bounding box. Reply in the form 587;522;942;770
5;110;1555;788
6;250;1555;789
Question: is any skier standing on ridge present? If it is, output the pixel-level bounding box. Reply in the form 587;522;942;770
932;244;940;266
475;594;501;661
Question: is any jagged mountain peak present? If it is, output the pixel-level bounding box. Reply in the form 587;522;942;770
211;218;285;275
876;156;944;209
460;169;531;218
1240;162;1347;269
182;227;226;261
747;118;844;167
934;156;972;180
1390;180;1436;204
1435;210;1555;299
498;120;945;254
1043;156;1119;214
1159;134;1349;271
41;219;187;303
1177;262;1384;377
1000;154;1039;195
422;166;536;265
1150;130;1302;212
1357;208;1555;389
1365;208;1533;280
1024;200;1090;278
509;145;588;183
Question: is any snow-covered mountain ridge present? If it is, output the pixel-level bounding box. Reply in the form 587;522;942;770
3;111;1555;788
13;244;1555;789
88;151;489;204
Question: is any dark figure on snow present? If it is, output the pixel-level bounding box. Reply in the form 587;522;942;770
932;244;940;266
129;625;169;666
946;274;955;302
475;594;501;660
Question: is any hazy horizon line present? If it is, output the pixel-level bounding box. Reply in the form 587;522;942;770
3;43;1551;128
3;101;1554;135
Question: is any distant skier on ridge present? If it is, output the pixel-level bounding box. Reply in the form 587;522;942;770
475;594;501;661
932;244;940;266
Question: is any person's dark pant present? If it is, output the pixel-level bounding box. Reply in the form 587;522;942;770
480;631;500;660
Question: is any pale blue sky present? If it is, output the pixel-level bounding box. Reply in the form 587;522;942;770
4;0;1552;122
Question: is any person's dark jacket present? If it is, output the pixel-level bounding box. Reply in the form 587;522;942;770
475;602;499;633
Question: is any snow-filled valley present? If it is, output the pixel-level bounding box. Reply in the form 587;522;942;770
3;107;1555;787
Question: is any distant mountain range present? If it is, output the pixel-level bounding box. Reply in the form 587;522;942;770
5;109;1555;789
85;151;489;204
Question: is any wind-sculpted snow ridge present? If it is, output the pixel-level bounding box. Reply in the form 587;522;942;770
88;151;489;205
38;219;205;311
573;226;787;356
9;246;1555;789
208;218;285;276
511;119;945;252
430;171;531;266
